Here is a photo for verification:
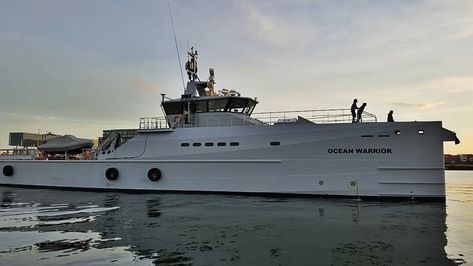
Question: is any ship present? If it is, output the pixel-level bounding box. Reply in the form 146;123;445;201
0;48;460;200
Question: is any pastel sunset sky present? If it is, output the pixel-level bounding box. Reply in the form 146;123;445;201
0;0;472;154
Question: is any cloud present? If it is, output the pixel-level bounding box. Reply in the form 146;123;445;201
237;1;316;49
393;102;444;110
412;77;473;93
244;6;284;45
128;78;161;93
381;76;473;114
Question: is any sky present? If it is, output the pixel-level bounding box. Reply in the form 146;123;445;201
0;0;472;154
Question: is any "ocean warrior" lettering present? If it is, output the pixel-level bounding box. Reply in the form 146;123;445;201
327;148;392;154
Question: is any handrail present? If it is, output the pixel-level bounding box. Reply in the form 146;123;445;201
0;148;39;156
139;108;377;130
139;117;169;130
253;109;377;125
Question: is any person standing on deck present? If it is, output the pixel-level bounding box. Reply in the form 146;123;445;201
356;103;367;123
351;99;358;123
387;110;394;122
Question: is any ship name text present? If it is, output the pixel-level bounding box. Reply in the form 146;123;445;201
328;148;392;154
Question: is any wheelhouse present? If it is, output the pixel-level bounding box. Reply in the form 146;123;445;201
162;96;258;116
159;47;260;128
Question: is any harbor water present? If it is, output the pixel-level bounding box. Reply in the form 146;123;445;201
0;171;471;265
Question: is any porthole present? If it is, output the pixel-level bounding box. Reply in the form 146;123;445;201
181;143;190;147
205;142;214;147
270;141;280;146
3;165;14;177
192;143;201;147
418;129;424;135
318;180;324;186
105;168;119;181
350;181;357;186
148;168;161;181
394;130;401;135
217;142;226;146
230;142;239;146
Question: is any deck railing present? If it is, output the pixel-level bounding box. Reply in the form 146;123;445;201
253;109;377;125
139;117;169;130
0;148;38;160
138;109;377;130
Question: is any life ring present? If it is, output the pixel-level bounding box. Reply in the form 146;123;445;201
105;168;119;181
148;168;161;181
3;165;14;177
172;115;182;128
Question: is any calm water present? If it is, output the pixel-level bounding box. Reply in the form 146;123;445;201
0;171;471;265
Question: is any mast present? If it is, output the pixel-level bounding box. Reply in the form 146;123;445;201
167;0;186;91
185;47;199;81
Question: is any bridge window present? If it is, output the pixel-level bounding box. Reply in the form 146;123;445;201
227;99;249;113
189;100;209;113
163;102;183;115
198;101;208;112
208;99;229;112
244;101;257;115
164;97;258;115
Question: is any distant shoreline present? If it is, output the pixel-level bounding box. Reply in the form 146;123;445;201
445;164;473;171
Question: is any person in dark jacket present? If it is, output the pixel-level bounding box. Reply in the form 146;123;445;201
387;110;394;122
350;99;358;123
356;103;367;123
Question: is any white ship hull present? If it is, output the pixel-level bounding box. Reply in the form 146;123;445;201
0;121;457;200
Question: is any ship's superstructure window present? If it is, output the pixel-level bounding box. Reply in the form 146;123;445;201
217;142;226;146
418;129;424;135
230;142;239;146
378;135;391;137
181;143;190;147
394;130;401;135
205;142;214;146
198;101;208;112
227;99;248;113
270;141;281;146
193;143;202;147
208;99;229;112
361;135;373;138
163;97;258;116
244;101;257;114
163;102;183;115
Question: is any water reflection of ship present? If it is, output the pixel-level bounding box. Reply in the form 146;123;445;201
0;189;458;265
